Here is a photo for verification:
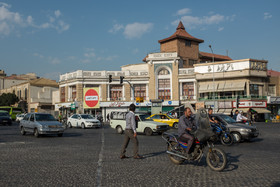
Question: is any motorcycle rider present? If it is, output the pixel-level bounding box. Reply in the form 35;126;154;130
178;107;197;156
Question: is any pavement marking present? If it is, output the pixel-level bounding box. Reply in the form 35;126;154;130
96;126;105;187
0;141;27;145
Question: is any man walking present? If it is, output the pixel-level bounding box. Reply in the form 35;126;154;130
120;104;142;159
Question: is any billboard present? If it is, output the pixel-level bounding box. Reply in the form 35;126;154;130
83;87;100;108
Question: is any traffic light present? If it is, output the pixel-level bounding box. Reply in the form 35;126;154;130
109;75;112;83
236;95;240;108
120;76;124;84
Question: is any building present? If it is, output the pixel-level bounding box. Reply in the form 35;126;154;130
0;78;59;113
58;21;273;121
267;70;280;117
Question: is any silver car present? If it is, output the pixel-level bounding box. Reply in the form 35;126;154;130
20;113;64;137
212;114;259;142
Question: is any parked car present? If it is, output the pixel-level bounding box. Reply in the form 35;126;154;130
0;112;12;125
16;113;26;123
211;114;259;142
110;113;170;136
146;114;179;128
19;113;64;137
67;114;101;129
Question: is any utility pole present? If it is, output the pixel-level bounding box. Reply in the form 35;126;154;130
209;45;215;113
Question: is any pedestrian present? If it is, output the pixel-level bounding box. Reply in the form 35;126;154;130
107;113;110;122
120;104;143;159
247;108;253;126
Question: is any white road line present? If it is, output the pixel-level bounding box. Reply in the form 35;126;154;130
96;127;105;187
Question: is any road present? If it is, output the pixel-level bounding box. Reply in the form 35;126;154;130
0;122;280;187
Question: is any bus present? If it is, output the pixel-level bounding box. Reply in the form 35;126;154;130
0;106;22;120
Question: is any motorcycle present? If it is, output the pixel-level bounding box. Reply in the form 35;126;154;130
211;122;234;146
162;109;227;172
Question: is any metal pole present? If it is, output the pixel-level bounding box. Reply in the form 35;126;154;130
209;45;215;113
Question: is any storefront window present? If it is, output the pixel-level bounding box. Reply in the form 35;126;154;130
110;85;122;101
182;82;194;99
134;84;146;100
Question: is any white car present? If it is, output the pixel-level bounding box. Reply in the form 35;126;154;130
67;114;101;129
16;114;26;123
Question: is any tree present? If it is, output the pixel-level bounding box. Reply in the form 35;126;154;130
0;93;19;106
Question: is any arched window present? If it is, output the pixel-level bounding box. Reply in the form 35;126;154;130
157;68;171;100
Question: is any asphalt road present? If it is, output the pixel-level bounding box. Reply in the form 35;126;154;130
0;122;280;187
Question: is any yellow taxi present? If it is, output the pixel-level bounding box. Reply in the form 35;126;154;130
146;114;179;128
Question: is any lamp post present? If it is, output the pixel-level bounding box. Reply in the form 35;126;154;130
209;45;215;113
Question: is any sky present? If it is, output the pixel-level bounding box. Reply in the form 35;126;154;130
0;0;279;81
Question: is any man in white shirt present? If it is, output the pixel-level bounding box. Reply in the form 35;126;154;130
120;104;143;159
236;111;248;122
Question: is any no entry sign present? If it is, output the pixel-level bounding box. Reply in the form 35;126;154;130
83;88;100;108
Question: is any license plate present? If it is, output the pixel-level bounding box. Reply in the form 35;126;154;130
3;120;7;122
49;125;57;128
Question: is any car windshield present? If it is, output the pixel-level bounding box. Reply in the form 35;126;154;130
35;114;56;121
139;115;153;121
219;115;237;123
81;114;94;119
0;113;9;116
166;114;174;119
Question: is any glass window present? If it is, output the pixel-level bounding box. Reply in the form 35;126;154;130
158;79;170;100
250;84;259;96
182;82;194;99
30;114;34;122
70;86;76;101
185;40;191;46
60;87;65;102
23;114;31;120
158;69;170;75
189;59;197;66
268;85;276;96
151;115;161;119
35;114;56;121
134;84;146;100
110;85;122;101
72;115;78;119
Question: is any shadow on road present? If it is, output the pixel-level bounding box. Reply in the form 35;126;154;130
142;151;166;158
223;153;242;172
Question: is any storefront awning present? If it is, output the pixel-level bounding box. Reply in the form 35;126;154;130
252;108;271;114
217;81;245;92
199;83;218;93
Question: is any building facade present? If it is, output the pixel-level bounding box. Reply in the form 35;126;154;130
57;21;276;121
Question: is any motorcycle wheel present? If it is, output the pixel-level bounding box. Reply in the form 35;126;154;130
206;147;227;172
167;142;185;165
220;133;234;146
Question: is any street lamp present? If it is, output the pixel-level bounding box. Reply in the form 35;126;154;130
209;45;215;113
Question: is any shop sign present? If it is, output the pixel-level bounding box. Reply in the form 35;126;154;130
232;101;267;108
218;101;232;108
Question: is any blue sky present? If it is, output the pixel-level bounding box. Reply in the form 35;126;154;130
0;0;279;81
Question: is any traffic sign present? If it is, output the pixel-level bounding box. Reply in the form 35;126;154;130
83;88;100;108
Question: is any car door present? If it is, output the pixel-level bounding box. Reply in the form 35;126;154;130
29;114;36;131
77;115;82;127
22;114;32;132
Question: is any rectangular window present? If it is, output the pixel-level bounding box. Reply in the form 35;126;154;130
110;85;122;101
268;85;276;96
70;86;76;101
185;40;191;47
134;84;146;100
182;82;194;99
249;84;259;97
158;79;170;100
189;59;197;66
60;87;65;102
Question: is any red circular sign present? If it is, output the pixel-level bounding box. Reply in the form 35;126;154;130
85;89;99;107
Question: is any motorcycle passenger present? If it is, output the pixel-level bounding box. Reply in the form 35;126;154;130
236;110;248;123
178;107;197;155
232;110;239;121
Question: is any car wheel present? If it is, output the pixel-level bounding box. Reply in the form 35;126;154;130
81;123;85;129
144;127;153;136
20;126;26;135
173;122;178;129
34;128;40;138
232;132;242;143
68;122;72;128
116;126;123;134
58;133;63;137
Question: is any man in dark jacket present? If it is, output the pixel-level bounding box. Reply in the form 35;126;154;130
178;107;197;155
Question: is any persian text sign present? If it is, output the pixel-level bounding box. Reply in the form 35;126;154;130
83;88;100;108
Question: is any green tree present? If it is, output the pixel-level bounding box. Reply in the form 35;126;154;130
0;93;19;106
